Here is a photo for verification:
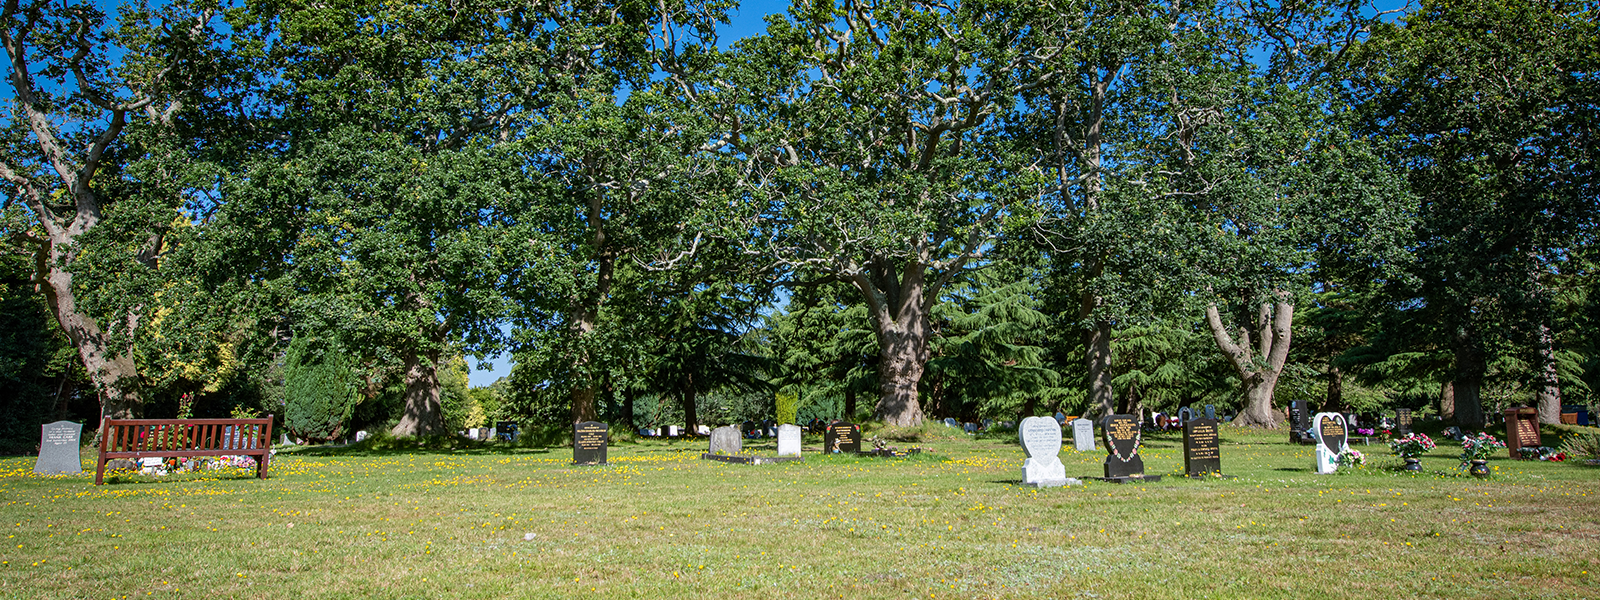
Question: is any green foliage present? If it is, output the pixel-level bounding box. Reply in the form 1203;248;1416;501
926;280;1060;420
282;336;357;443
775;391;800;425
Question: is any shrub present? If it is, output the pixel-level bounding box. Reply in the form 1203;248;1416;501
282;336;357;443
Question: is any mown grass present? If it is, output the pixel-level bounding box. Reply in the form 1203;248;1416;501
1;425;1596;599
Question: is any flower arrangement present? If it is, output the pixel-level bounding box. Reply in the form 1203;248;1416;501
1459;432;1506;463
1336;449;1365;468
1356;428;1375;436
1517;446;1567;461
1388;433;1437;458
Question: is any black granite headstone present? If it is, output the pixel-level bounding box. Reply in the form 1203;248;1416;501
572;421;609;465
1101;414;1145;478
1316;414;1347;455
1183;418;1222;476
823;422;860;454
1288;400;1307;444
1396;409;1413;435
33;421;83;475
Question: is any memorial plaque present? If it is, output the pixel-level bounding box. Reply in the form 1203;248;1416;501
33;421;83;475
823;422;860;454
1072;418;1095;452
1504;407;1540;459
1183;418;1222;476
572;421;609;465
1018;416;1068;487
1316;414;1347;455
708;426;742;455
776;424;802;456
1396;409;1413;435
1101;414;1145;479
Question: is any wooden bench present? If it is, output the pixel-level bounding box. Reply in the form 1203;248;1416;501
95;416;274;485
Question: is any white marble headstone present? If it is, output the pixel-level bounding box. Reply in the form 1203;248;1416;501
1072;418;1095;452
1019;416;1071;488
33;421;82;475
776;424;802;457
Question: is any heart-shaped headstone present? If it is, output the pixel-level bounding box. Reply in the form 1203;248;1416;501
1316;413;1347;454
1019;416;1062;459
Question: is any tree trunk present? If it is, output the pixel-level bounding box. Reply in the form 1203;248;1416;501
1452;326;1486;430
567;192;616;426
1084;320;1115;418
621;387;637;431
1439;381;1454;421
875;315;928;427
1322;365;1344;414
1533;323;1562;425
1204;294;1293;428
571;386;598;424
41;265;140;419
844;386;857;422
1020;395;1037;422
391;351;445;437
681;382;699;435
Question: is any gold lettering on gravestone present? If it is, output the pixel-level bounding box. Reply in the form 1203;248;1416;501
1108;419;1139;440
1514;417;1539;445
1188;424;1219;460
576;429;605;450
1321;421;1344;439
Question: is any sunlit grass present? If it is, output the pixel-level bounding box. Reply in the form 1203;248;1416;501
1;427;1595;599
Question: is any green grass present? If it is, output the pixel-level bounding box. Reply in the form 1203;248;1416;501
2;426;1597;599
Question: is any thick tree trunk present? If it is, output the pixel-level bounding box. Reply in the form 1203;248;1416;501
844;386;857;421
876;317;928;426
1439;381;1454;421
621;387;637;431
391;351;445;437
1533;323;1562;425
1322;365;1344;414
681;382;699;435
1205;294;1293;428
568;193;616;426
1452;327;1486;430
41;264;140;419
1084;320;1115;418
1020;395;1038;422
571;386;598;424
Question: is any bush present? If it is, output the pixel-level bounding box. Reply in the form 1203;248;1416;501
282;336;357;443
1558;432;1600;460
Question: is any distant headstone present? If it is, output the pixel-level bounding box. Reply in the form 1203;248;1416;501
1204;405;1216;420
1504;407;1540;459
1396;409;1413;435
1053;412;1067;425
355;430;368;442
1072;418;1095;452
33;421;82;475
1177;406;1194;424
1018;416;1069;488
962;422;977;434
777;424;802;457
281;433;293;445
709;426;743;455
943;417;958;428
1183;418;1222;477
467;428;480;440
572;421;609;465
696;425;711;436
497;422;519;442
823;422;860;454
1310;413;1348;474
763;420;777;437
1288;401;1308;443
1344;413;1358;429
1101;414;1146;479
665;425;681;437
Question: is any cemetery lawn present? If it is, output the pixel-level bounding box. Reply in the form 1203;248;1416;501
2;427;1597;600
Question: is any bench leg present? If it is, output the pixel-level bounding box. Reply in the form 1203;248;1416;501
95;455;107;486
258;452;270;479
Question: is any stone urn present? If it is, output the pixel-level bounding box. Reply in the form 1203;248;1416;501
1468;459;1490;478
1402;457;1422;471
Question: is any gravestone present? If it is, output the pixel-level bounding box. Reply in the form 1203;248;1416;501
1288;401;1308;443
497;421;519;442
33;421;82;475
763;420;777;438
1204;404;1216;420
823;422;861;454
355;430;368;442
1101;414;1147;479
777;424;802;457
696;425;710;436
1018;416;1069;487
943;417;958;428
281;433;293;445
1395;409;1413;435
1072;418;1095;452
467;428;480;441
665;425;681;438
1053;412;1067;425
572;421;609;465
1177;406;1194;424
709;426;743;455
1183;418;1222;477
1504;407;1540;459
963;422;977;434
1310;413;1348;474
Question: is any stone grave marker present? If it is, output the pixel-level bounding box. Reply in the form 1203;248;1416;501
1504;406;1540;459
1053;412;1067;425
281;433;293;445
709;426;743;455
777;424;802;457
1018;416;1071;487
1396;408;1413;435
33;421;82;475
1072;418;1095;452
1101;414;1150;480
1310;413;1348;474
572;421;609;465
1204;404;1216;420
355;430;368;442
1288;400;1308;443
823;422;860;454
963;422;977;434
943;417;958;428
1177;406;1194;424
1183;418;1222;477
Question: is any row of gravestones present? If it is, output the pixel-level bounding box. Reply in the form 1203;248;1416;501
1019;414;1228;487
1289;401;1417;445
573;421;864;465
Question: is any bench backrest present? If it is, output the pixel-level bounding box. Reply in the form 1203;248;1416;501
101;418;274;455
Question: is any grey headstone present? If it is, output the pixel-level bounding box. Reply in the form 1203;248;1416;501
1072;418;1095;452
1178;406;1194;424
1204;404;1216;420
1053;412;1067;425
1018;416;1067;487
355;430;368;442
708;426;742;455
281;433;293;445
943;417;958;427
33;421;82;475
777;424;802;457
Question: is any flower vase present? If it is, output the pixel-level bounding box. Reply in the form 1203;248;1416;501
1468;459;1490;478
1402;457;1422;471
